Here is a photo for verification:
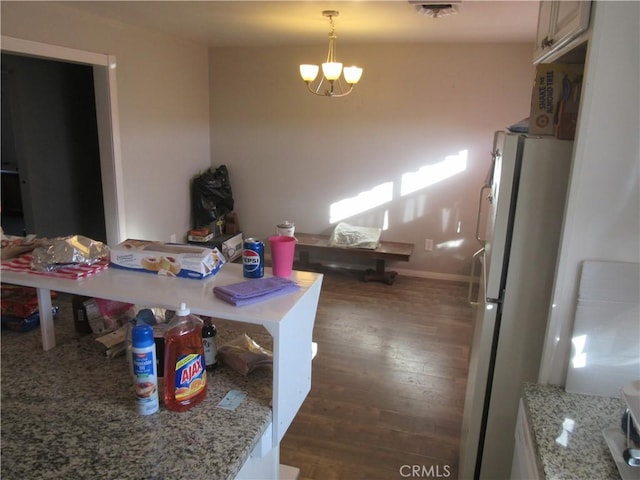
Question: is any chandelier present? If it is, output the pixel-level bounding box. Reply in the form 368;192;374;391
299;10;363;98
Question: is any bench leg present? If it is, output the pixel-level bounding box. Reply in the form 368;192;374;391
296;250;323;273
299;251;311;268
297;249;399;284
363;259;398;285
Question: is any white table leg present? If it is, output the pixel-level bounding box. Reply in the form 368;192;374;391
36;287;56;350
265;278;321;448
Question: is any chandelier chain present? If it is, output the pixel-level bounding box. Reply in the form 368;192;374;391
328;14;336;35
326;19;337;63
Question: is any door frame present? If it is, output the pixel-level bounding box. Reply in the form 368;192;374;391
1;35;126;245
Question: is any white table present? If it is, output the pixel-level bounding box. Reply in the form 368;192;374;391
1;263;323;478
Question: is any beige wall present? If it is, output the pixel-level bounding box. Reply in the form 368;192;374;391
1;2;211;242
210;43;534;278
2;1;535;278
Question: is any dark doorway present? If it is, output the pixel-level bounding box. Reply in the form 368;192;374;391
1;53;107;242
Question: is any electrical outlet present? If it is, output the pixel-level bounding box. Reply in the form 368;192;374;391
424;238;433;252
170;234;177;243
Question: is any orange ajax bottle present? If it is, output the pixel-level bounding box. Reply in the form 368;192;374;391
163;302;207;411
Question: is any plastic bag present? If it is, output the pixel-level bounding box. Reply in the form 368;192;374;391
1;284;56;318
191;165;234;228
328;222;382;250
218;333;273;376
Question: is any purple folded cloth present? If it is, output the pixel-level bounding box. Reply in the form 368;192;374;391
213;277;300;306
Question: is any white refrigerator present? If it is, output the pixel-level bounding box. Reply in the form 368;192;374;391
458;131;574;479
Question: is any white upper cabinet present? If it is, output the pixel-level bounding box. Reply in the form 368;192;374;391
534;1;592;63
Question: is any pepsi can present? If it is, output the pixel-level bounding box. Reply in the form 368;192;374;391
243;238;264;278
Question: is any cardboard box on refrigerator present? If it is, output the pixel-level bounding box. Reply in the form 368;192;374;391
529;63;584;137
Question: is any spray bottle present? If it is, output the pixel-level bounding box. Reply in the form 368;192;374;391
163;303;207;412
132;324;159;415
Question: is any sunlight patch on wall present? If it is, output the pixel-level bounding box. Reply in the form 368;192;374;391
442;207;451;233
329;149;467;226
401;150;468;197
329;182;393;224
403;194;427;223
437;239;464;249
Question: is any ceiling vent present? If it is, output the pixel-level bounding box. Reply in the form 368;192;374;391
409;1;461;18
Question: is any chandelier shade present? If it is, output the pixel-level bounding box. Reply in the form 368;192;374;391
300;11;363;97
300;64;320;82
343;66;363;84
322;61;343;81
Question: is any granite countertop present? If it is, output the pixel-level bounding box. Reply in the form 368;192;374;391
522;383;627;479
1;299;273;480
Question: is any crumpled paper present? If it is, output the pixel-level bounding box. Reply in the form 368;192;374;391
1;231;48;261
30;235;110;272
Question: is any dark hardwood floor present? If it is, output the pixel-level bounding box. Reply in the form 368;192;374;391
279;268;474;480
8;265;473;479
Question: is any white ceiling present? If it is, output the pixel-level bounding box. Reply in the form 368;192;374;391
59;1;541;47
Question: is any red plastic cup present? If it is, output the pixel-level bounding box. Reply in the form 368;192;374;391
269;235;297;277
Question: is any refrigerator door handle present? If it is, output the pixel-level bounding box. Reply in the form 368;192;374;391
475;184;491;245
486;295;503;305
468;247;485;306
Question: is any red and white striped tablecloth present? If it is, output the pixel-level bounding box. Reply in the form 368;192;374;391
1;255;110;280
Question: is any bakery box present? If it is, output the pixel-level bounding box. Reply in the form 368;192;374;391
110;239;225;279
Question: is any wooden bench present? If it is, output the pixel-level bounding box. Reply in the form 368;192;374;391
294;232;414;285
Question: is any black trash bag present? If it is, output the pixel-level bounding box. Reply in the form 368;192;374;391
191;165;234;228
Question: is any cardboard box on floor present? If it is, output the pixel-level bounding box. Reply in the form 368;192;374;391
529;64;584;138
72;295;134;334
